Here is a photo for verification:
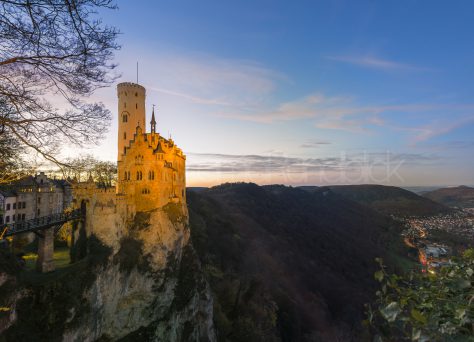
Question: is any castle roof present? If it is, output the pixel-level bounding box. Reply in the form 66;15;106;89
150;107;156;126
154;141;165;154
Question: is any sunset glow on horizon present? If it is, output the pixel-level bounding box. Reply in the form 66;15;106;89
72;0;474;187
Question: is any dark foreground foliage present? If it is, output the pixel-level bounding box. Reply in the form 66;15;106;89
0;235;111;342
368;250;474;341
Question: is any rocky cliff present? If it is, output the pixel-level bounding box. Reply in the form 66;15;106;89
0;202;215;341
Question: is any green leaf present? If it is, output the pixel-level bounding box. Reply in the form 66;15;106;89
374;270;384;282
412;328;421;341
456;279;471;290
455;308;466;320
380;302;400;323
411;309;427;325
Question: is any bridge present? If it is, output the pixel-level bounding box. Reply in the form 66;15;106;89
0;209;85;273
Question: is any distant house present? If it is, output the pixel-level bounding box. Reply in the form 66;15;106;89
0;190;18;224
425;246;448;259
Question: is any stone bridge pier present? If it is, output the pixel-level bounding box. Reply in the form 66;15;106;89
36;227;55;273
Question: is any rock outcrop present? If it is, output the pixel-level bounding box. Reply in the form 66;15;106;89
0;200;215;341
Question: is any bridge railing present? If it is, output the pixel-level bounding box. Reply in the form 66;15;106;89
0;209;83;238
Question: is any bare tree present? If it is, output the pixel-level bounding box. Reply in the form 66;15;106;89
59;154;116;185
0;0;120;178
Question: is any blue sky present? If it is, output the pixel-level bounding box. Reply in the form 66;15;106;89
80;0;474;186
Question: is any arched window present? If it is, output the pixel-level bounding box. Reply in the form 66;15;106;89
124;171;127;180
127;171;130;180
152;171;155;180
136;103;138;109
123;114;127;123
124;132;127;140
136;171;140;180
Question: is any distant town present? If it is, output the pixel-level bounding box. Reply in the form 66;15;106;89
401;209;474;273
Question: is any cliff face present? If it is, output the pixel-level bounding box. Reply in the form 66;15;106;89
0;202;215;341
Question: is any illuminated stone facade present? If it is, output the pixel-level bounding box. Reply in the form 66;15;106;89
116;82;186;212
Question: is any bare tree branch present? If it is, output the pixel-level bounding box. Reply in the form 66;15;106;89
0;0;119;182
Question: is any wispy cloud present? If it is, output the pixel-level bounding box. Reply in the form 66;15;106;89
123;50;472;145
218;93;474;140
186;151;441;174
300;140;332;148
326;55;429;71
139;53;284;108
414;140;474;151
409;116;474;144
148;86;231;106
217;93;397;132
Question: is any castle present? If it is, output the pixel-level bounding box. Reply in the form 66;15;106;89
116;82;186;212
1;82;187;272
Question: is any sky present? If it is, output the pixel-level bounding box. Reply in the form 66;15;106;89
76;0;474;187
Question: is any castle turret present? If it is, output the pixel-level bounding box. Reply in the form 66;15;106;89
150;106;156;134
117;82;146;161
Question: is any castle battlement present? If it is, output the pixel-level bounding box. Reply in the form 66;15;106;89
117;82;146;92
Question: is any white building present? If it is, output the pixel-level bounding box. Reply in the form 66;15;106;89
0;172;73;224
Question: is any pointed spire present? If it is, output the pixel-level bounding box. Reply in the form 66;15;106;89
150;104;156;133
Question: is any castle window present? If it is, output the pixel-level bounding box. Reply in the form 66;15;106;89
135;92;138;97
136;103;138;109
123;114;128;123
124;171;127;180
127;171;131;180
124;102;126;108
124;132;127;140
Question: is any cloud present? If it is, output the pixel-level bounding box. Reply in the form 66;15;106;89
138;53;284;108
300;140;332;148
409;116;474;144
186;151;441;174
217;93;392;132
326;55;429;71
218;91;474;141
415;140;474;150
122;49;473;145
